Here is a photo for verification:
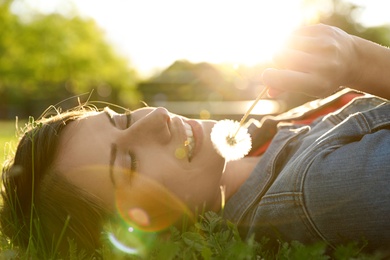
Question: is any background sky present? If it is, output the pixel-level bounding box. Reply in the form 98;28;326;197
14;0;390;77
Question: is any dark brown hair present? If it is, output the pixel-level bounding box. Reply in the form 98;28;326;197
1;108;113;257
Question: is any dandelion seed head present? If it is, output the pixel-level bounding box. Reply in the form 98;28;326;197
211;119;252;161
226;135;237;146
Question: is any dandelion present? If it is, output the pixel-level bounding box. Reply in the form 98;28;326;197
211;119;251;161
211;87;269;161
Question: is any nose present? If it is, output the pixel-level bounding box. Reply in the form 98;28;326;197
122;107;172;144
151;107;171;122
142;107;171;130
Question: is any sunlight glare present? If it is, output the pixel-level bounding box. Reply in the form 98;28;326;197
21;0;390;76
249;100;280;115
71;0;305;75
157;0;304;65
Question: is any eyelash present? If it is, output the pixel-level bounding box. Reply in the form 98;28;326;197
129;151;138;176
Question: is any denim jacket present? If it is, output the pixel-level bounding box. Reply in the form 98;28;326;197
223;93;390;251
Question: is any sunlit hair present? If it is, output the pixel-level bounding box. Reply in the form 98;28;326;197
0;106;114;257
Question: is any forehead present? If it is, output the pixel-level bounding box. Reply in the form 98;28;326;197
55;111;111;172
53;111;119;207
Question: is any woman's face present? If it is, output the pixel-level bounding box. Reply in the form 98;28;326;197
55;107;225;213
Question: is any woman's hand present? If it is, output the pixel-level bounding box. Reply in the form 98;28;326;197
262;24;390;99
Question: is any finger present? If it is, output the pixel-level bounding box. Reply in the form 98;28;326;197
292;23;332;36
267;87;285;98
284;34;323;52
273;49;320;72
262;68;332;97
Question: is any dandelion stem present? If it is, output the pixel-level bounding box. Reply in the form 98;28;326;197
233;86;269;137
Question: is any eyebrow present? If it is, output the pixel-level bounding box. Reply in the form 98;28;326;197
104;109;116;126
109;144;117;187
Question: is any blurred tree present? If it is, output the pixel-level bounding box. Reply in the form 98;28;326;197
0;0;140;119
306;0;390;46
139;60;252;103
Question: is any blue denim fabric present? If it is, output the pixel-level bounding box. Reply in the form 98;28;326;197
223;95;390;251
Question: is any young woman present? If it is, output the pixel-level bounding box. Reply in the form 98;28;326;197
2;24;390;256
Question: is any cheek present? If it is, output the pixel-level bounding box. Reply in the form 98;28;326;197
135;155;224;212
199;147;225;175
115;173;191;232
135;143;224;190
138;158;182;182
136;153;188;189
63;166;116;210
136;150;176;181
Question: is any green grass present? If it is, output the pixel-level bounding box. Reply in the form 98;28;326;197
0;120;20;168
0;120;20;259
0;210;386;259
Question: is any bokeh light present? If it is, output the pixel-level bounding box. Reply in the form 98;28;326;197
127;208;151;227
105;170;195;255
108;232;140;255
115;173;193;232
174;147;187;160
200;109;211;119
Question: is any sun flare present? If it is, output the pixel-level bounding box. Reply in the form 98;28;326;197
68;0;309;76
147;0;306;66
20;0;389;76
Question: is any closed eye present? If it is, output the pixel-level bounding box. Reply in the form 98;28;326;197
126;151;138;185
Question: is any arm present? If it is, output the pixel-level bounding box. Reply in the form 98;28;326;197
262;24;390;99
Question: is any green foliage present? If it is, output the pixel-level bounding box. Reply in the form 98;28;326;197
0;0;140;119
144;212;383;260
99;211;384;260
0;208;385;259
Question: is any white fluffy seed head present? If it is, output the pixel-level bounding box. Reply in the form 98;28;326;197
210;119;252;162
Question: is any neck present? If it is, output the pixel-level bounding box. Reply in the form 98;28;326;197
218;156;261;207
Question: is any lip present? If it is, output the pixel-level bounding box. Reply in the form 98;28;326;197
184;119;203;160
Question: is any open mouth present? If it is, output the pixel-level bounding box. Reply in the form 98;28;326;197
184;122;195;161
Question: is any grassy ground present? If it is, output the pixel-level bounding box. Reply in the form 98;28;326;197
0;120;19;258
0;120;20;168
